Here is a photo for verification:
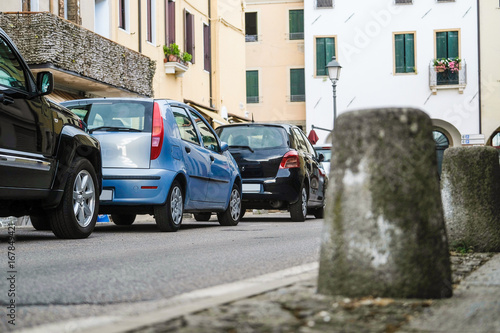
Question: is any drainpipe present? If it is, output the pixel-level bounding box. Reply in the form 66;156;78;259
138;0;142;53
477;0;482;134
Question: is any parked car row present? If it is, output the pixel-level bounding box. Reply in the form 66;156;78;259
0;27;328;239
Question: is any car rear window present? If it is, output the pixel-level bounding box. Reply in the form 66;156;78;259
217;126;288;149
65;101;153;132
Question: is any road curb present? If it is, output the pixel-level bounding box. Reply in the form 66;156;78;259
18;262;319;333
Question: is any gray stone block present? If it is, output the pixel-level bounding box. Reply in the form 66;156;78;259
318;108;452;299
441;146;500;252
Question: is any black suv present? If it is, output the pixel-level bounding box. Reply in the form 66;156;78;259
0;27;102;239
215;123;327;221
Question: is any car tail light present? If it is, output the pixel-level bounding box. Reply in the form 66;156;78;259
151;102;164;160
280;151;300;169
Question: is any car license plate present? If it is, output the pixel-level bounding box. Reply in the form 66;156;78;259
242;184;261;193
100;189;113;201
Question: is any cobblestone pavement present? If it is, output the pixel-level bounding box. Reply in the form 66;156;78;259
131;252;494;333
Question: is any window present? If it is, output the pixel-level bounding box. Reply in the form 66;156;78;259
119;0;127;30
394;33;415;74
316;37;335;76
316;0;333;8
289;10;304;40
436;30;459;85
185;10;195;64
165;0;175;46
172;106;199;144
204;23;211;72
395;0;412;4
147;0;155;43
246;70;259;104
245;12;258;42
0;38;27;91
189;110;219;152
290;69;305;102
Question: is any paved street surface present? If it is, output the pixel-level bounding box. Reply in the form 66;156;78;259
0;212;323;331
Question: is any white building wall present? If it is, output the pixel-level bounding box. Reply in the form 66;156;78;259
305;0;479;146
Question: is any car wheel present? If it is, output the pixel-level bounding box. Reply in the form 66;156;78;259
30;213;51;231
312;206;324;219
217;185;241;226
290;184;307;222
49;157;99;239
154;181;183;232
193;212;212;221
111;214;136;225
240;207;246;220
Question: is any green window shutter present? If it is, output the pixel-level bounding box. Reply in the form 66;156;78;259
447;31;459;58
246;71;259;103
289;10;304;40
394;34;405;73
404;34;415;73
316;37;335;76
436;32;447;59
290;68;305;102
325;37;335;64
316;38;326;76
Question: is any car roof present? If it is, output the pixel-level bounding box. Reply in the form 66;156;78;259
59;97;189;105
216;123;298;131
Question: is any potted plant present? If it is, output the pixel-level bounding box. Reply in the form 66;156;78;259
433;57;461;73
181;51;192;64
163;43;181;63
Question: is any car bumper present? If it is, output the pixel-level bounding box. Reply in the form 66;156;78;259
241;169;302;205
99;168;177;206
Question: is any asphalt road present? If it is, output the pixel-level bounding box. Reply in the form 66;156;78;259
0;212;323;331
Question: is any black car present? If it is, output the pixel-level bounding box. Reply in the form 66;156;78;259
0;27;102;239
215;123;327;221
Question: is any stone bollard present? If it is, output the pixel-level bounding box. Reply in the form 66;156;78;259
318;108;452;299
441;146;500;252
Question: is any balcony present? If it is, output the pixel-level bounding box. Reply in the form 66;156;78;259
429;60;467;94
0;12;155;97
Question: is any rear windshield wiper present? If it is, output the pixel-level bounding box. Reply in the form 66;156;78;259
89;126;142;134
228;145;254;153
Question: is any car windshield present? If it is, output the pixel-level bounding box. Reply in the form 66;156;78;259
64;101;153;132
217;126;288;149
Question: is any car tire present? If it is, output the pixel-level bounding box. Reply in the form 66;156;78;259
49;157;99;239
154;181;183;232
30;213;51;231
193;212;212;221
240;207;246;220
217;185;241;226
312;206;324;219
290;184;307;222
111;214;136;225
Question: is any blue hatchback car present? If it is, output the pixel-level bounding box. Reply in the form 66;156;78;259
61;98;242;232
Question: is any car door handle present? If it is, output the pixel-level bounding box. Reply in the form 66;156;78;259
185;146;191;153
210;155;215;162
0;94;14;105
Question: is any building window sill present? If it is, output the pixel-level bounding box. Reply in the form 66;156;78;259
430;84;466;94
164;62;189;78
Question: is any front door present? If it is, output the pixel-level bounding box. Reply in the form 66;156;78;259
0;36;54;190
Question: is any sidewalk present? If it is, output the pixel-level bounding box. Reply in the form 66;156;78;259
76;253;496;333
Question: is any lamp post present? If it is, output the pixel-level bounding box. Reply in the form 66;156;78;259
326;56;342;129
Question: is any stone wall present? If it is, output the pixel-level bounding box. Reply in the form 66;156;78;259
0;12;155;97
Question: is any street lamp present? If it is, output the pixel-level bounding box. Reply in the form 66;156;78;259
326;56;342;129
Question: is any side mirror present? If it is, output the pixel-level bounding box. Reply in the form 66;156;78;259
220;141;229;152
36;71;54;96
318;153;325;162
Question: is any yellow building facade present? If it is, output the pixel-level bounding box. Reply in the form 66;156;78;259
479;0;500;145
1;0;246;126
245;0;305;127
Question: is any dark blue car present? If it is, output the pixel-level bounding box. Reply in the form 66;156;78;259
62;98;242;232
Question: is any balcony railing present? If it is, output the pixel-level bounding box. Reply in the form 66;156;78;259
0;12;155;97
429;60;467;94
